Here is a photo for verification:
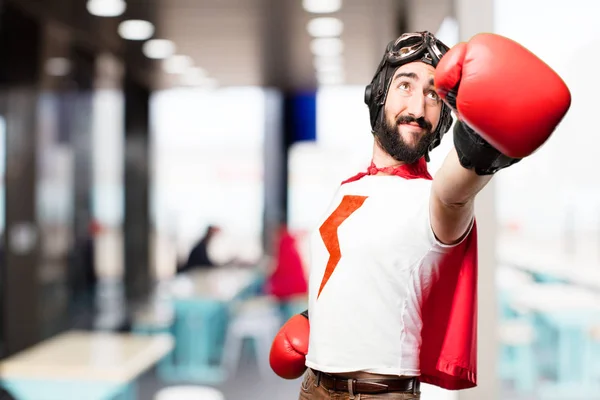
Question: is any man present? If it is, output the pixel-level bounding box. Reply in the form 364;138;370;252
269;31;571;399
178;225;221;272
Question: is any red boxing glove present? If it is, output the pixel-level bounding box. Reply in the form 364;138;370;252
269;312;310;379
435;33;571;159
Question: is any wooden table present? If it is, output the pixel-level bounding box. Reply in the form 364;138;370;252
0;331;174;400
171;267;259;301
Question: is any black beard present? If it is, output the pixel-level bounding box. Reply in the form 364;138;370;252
375;113;435;164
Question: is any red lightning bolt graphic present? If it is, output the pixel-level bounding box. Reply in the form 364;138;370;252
317;195;368;298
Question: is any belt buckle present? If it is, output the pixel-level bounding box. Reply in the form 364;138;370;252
314;370;321;387
347;379;356;397
412;378;420;395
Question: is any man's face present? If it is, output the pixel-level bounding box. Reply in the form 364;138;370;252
376;61;443;163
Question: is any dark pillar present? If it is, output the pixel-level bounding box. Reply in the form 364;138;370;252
123;74;151;305
0;1;42;356
37;21;77;338
66;45;96;330
260;0;318;250
260;0;295;251
261;88;283;251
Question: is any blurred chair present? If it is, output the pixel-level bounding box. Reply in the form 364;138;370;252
221;296;281;380
531;272;568;285
168;298;228;381
146;267;264;384
590;325;600;383
498;317;537;392
496;269;539;394
130;302;177;382
154;385;224;400
538;310;600;392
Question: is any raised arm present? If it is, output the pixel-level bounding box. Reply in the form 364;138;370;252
430;147;491;244
430;33;571;244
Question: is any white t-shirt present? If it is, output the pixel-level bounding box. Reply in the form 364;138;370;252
304;175;472;377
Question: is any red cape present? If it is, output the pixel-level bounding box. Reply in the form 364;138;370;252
342;158;478;390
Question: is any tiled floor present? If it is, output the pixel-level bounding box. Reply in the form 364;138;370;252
136;352;537;400
138;347;303;400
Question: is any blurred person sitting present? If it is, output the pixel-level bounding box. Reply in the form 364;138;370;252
177;225;221;273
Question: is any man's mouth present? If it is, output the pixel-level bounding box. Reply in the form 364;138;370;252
399;122;422;129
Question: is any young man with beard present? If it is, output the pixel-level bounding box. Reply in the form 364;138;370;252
268;31;571;399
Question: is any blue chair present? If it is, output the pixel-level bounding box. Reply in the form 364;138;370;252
498;316;538;392
535;309;600;399
131;322;177;384
497;288;539;393
166;298;228;383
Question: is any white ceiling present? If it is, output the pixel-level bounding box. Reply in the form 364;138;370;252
125;0;455;90
153;0;264;87
148;0;417;90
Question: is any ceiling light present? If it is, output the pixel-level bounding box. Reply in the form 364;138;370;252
318;75;344;86
45;58;71;77
163;55;193;74
310;38;344;57
180;67;208;85
86;0;126;17
315;63;343;74
307;17;343;37
317;68;345;86
187;67;207;78
317;69;345;82
201;77;219;90
179;71;218;88
208;78;219;87
118;20;155;41
181;67;207;86
313;56;343;71
143;39;176;59
180;76;217;89
303;0;342;13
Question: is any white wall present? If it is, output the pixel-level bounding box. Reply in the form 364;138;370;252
493;0;600;238
150;87;266;267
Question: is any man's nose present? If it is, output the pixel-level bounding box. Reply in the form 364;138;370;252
406;92;426;119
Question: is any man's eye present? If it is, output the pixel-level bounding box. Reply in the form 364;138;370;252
427;91;439;100
398;82;410;90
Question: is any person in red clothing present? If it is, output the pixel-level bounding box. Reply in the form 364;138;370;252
264;225;309;320
268;31;570;399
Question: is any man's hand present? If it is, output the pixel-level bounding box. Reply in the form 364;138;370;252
269;311;310;379
435;33;571;162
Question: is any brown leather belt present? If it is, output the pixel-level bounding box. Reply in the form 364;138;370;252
310;369;420;395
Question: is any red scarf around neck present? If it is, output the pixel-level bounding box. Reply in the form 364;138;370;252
342;157;432;184
341;157;479;390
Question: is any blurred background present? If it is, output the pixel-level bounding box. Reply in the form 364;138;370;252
0;0;598;399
